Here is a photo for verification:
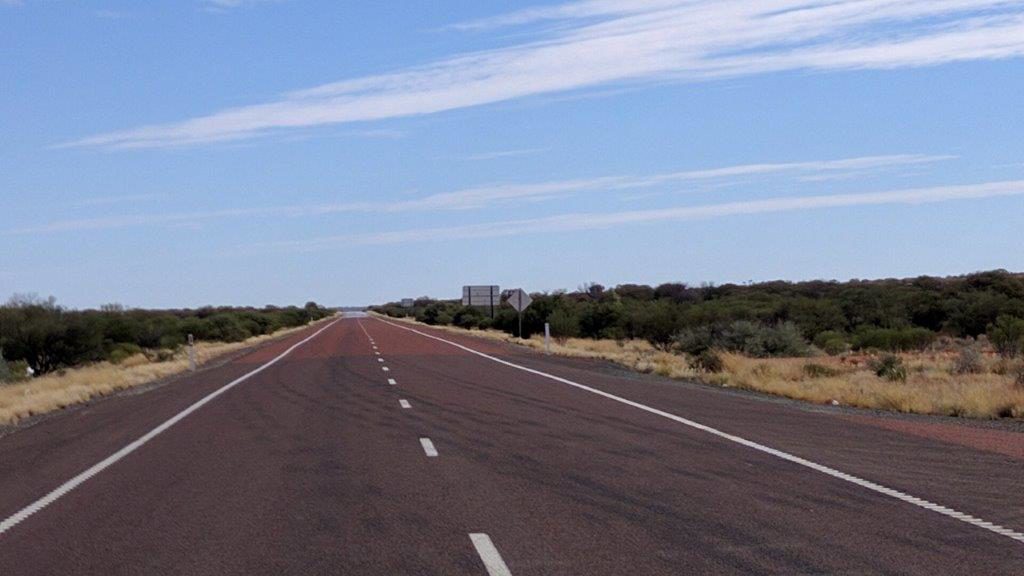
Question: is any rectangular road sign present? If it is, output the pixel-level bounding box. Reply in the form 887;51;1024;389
462;285;500;318
462;285;500;306
401;298;414;308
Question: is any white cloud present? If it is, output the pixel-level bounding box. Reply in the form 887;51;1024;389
4;154;950;235
63;0;1024;149
264;180;1024;250
201;0;283;12
451;148;549;161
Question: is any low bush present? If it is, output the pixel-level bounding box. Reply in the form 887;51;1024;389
673;326;717;356
0;359;30;384
813;330;849;356
108;343;144;365
988;315;1024;359
689;350;724;373
547;308;580;343
853;327;936;352
952;344;984;375
452;306;485;329
674;321;808;358
803;363;841;378
870;354;908;382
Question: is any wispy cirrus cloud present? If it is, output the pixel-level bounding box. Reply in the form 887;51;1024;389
3;154;950;235
451;148;550;161
202;0;282;11
262;180;1024;250
63;0;1024;149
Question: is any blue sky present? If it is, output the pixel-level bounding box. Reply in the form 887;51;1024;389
2;0;1024;308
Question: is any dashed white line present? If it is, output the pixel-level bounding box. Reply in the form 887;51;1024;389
382;366;390;372
377;358;385;363
0;318;342;537
374;351;381;355
387;378;397;386
399;399;412;409
377;317;1024;546
470;533;513;576
420;437;439;457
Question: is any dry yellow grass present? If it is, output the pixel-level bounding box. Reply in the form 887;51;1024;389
374;313;1024;420
0;318;336;426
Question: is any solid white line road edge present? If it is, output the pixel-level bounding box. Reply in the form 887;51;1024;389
420;437;439;457
376;318;1024;545
470;533;513;576
0;319;342;537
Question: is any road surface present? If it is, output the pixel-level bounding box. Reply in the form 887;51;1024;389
1;313;1022;574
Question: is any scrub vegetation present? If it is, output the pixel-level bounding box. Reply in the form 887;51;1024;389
373;270;1024;419
0;296;335;425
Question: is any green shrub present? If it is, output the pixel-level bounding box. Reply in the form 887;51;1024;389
853;327;936;352
547;308;580;343
107;343;143;364
988;316;1024;359
673;326;717;356
689;349;724;373
870;354;908;382
679;321;808;358
0;359;30;383
813;330;849;356
452;306;484;329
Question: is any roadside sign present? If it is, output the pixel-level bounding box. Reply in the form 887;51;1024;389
507;288;532;338
401;298;415;308
507;289;532;312
463;285;500;317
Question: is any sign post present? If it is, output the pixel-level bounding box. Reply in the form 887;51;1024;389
506;289;533;339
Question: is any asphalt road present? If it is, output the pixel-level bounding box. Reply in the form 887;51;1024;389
1;313;1022;575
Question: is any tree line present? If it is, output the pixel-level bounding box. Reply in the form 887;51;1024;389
0;295;333;378
372;270;1024;358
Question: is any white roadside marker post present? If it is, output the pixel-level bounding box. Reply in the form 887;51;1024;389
187;334;196;372
544;322;551;355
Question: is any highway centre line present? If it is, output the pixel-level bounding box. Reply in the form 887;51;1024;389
469;533;513;576
399;399;412;409
376;317;1024;545
388;378;397;386
420;438;439;457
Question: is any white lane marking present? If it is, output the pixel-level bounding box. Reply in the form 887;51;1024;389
375;351;381;355
420;437;438;457
470;533;513;576
377;358;385;363
399;399;412;409
388;378;397;386
382;366;390;372
0;319;342;537
376;318;1024;545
